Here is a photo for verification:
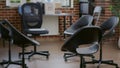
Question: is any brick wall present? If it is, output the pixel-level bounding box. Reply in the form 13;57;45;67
0;0;80;40
0;1;21;31
0;0;119;42
58;0;80;36
95;0;119;42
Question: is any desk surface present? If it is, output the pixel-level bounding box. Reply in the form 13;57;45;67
44;13;75;16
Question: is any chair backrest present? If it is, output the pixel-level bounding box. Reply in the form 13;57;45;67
72;15;93;28
1;19;40;47
0;21;10;40
93;6;102;14
99;16;119;38
62;26;102;52
93;6;102;25
21;2;43;29
64;15;93;35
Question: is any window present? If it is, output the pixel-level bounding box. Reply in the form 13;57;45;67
6;0;73;8
80;3;89;14
61;0;71;7
79;0;94;16
6;0;22;7
31;0;73;8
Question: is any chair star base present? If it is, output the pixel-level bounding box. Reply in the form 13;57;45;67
0;60;27;68
64;53;95;62
19;46;50;60
84;59;119;68
64;53;77;61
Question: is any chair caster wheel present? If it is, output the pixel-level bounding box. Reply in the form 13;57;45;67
24;64;28;68
3;60;6;62
46;53;50;59
25;67;28;68
116;66;119;68
83;64;86;68
19;53;22;58
46;55;49;59
64;58;67;62
97;66;100;68
28;57;31;61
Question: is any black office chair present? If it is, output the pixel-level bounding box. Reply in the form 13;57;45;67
0;20;24;68
61;26;102;68
64;15;93;35
84;16;119;68
0;19;41;68
19;2;49;60
62;15;94;61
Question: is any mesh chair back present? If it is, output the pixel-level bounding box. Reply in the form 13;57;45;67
22;3;43;29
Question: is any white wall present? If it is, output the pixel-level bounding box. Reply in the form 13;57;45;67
41;16;59;35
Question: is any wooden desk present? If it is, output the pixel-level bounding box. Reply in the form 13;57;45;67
43;13;74;39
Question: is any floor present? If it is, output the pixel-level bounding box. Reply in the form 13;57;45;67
0;39;120;68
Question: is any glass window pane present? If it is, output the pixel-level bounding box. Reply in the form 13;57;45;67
80;0;88;2
80;3;89;14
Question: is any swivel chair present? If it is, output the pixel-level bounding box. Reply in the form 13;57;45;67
84;16;119;68
61;26;102;68
64;15;93;35
19;2;49;60
63;15;93;61
0;19;41;68
0;20;24;68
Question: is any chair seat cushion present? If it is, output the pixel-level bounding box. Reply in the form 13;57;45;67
24;28;49;35
76;43;99;55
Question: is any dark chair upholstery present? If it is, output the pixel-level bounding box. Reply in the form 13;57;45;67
64;15;93;35
19;2;49;59
0;19;40;68
100;16;119;38
61;26;102;68
63;15;93;61
21;2;48;35
0;20;24;68
84;16;119;68
0;20;10;47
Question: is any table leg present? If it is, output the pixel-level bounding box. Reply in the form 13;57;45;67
63;16;66;39
70;16;72;25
